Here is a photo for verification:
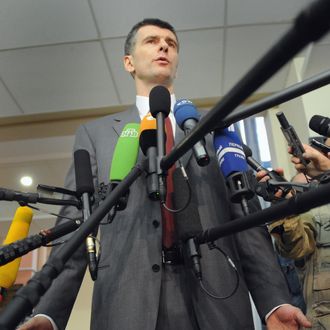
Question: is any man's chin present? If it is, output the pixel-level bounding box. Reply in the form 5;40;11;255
151;73;175;86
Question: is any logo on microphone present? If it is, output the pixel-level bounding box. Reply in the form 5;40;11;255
146;114;155;121
176;99;193;107
121;128;139;138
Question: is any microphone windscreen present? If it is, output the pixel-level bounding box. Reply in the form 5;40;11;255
149;85;171;118
173;168;203;241
109;123;140;182
242;144;253;158
0;207;33;289
309;115;330;137
139;114;157;155
213;127;248;178
74;149;94;196
173;99;200;129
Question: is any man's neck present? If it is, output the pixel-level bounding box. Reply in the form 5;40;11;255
135;81;174;96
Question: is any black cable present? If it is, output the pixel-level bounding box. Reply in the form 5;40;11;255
162;161;192;213
198;242;240;300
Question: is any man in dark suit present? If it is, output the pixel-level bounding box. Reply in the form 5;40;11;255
19;18;311;329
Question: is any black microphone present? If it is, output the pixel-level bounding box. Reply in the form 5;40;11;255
309;115;330;137
173;168;203;280
0;188;80;208
173;99;210;166
242;144;291;200
139;113;159;200
74;149;97;281
149;85;171;202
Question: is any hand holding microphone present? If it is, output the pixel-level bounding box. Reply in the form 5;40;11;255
289;143;330;177
243;144;292;200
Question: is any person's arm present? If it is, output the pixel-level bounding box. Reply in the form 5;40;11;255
18;124;98;330
17;315;56;330
230;171;311;328
266;304;312;329
230;195;288;315
269;213;317;260
256;168;317;260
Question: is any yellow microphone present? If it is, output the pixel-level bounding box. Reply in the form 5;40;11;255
0;206;33;301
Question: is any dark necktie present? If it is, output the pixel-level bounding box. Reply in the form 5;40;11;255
161;117;176;249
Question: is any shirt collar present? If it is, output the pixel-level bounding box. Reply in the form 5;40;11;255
136;94;176;120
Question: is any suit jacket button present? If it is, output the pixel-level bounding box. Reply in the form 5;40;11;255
152;220;160;228
152;264;160;272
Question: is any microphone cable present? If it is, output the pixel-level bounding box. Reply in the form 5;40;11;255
161;160;192;213
197;242;240;300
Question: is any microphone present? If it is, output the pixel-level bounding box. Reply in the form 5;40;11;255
213;126;254;214
309;115;330;137
310;138;330;155
0;219;82;268
74;149;97;281
139;114;159;200
173;168;203;280
174;99;210;166
149;85;171;202
242;144;291;200
0;207;33;302
109;123;140;208
0;188;80;208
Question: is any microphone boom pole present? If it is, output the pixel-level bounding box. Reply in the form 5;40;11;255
161;0;330;171
220;69;330;128
196;181;330;245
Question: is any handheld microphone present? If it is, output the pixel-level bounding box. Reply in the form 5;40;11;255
139;114;159;200
109;123;140;208
174;99;210;166
213;127;254;214
149;85;171;202
310;138;330;155
74;149;97;281
276;111;309;167
309;115;330;137
242;144;291;200
242;143;289;182
0;207;33;301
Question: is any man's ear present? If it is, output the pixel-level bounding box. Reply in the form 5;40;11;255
123;55;135;74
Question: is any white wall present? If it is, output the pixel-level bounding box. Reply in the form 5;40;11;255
264;56;329;178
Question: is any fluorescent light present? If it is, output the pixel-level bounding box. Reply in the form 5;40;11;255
20;176;33;187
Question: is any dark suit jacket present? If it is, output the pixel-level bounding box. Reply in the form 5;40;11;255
34;106;290;329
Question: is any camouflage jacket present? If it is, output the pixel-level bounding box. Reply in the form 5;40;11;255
269;205;330;330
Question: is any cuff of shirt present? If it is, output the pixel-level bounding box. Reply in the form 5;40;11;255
34;314;59;330
265;304;290;321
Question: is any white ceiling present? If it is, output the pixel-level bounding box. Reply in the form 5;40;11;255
1;0;330;236
1;0;329;117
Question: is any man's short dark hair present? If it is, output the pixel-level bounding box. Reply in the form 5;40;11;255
124;18;179;55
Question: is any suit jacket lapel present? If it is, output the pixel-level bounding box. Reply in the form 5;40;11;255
110;106;140;136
